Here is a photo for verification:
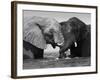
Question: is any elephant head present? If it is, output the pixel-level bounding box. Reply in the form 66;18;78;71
58;17;90;58
23;16;64;49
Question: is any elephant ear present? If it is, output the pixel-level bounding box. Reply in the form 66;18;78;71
23;21;47;49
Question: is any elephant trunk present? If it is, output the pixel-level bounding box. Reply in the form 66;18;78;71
59;36;76;54
59;42;69;54
53;31;64;45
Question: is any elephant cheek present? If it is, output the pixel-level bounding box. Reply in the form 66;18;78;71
53;31;64;45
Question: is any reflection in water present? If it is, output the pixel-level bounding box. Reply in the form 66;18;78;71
23;57;90;69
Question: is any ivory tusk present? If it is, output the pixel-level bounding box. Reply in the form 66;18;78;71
57;42;63;46
75;42;77;47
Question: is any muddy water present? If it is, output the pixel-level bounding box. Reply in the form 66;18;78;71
23;57;90;69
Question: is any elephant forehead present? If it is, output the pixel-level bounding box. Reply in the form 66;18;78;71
66;24;72;32
50;19;60;29
61;24;70;35
45;20;61;33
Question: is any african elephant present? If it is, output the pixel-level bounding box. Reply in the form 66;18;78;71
23;16;64;59
57;17;91;58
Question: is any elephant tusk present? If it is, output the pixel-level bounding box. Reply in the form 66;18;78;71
57;41;64;46
74;42;77;47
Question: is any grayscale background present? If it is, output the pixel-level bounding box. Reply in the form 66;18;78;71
23;10;91;69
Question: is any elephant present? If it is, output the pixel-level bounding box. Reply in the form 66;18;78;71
23;16;64;59
56;17;91;58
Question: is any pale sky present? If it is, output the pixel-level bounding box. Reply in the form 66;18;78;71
23;10;91;53
23;10;91;24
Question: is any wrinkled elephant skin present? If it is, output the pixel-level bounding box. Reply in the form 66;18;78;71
23;16;64;59
59;17;91;58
